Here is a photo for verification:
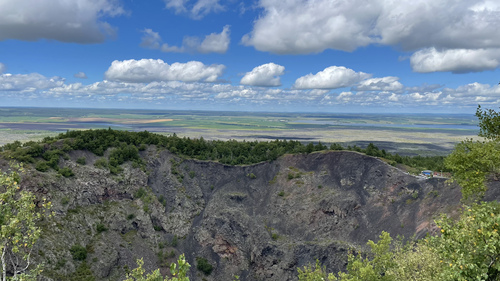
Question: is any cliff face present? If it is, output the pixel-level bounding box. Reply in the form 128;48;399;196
14;148;467;280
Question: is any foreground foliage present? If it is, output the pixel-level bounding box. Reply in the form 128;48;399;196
445;105;500;200
123;254;190;281
0;164;51;281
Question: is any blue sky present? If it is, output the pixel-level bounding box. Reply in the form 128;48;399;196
1;0;500;113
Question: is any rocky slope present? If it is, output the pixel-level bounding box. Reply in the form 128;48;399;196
7;147;482;280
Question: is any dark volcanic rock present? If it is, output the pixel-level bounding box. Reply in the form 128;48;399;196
18;149;469;281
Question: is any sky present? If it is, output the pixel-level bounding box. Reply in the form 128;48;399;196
1;0;500;114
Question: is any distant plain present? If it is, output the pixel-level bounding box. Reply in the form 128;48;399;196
0;107;480;156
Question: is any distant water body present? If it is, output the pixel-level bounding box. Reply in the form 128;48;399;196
295;120;478;131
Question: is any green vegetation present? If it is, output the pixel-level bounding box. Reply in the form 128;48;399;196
1;127;449;170
59;167;74;177
0;163;51;281
445;105;500;200
123;255;190;281
170;235;178;247
195;257;213;276
76;157;86;165
134;187;147;199
96;223;108;233
94;158;108;169
70;244;88;261
66;262;95;281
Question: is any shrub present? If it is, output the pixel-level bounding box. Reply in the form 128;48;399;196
61;197;70;205
196;257;213;275
158;195;166;206
170;235;178;247
76;157;86;165
96;223;108;233
189;171;195;178
278;191;285;197
412;191;419;199
70;244;87;261
134;187;146;199
94;158;108;169
59;167;74;177
247;173;257;179
35;161;50;172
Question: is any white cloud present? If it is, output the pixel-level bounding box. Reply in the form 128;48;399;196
74;72;88;79
244;0;500;53
294;66;371;89
336;91;353;102
164;0;188;14
4;68;500;111
163;0;224;19
140;29;162;49
0;63;5;74
410;48;500;73
242;0;376;53
0;73;65;91
0;0;125;43
198;25;230;53
140;26;230;54
240;63;285;87
243;0;500;73
103;59;225;83
354;77;403;91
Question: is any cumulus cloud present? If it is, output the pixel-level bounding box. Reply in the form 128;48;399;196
242;0;500;73
140;29;162;49
163;0;224;19
0;73;65;91
242;0;377;53
294;66;371;89
140;26;230;54
0;0;125;43
4;68;500;111
0;63;5;74
74;72;88;79
103;59;225;83
410;48;500;73
198;25;230;53
353;77;404;91
244;0;500;53
240;63;285;87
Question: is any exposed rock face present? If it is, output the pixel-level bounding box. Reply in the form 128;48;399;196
15;148;475;280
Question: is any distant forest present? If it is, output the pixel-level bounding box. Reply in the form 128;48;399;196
0;128;449;173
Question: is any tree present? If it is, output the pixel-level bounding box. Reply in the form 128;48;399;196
475;105;500;140
123;254;190;281
445;105;500;200
430;201;500;281
297;259;335;281
0;163;51;281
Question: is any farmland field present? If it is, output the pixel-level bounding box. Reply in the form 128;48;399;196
0;107;480;156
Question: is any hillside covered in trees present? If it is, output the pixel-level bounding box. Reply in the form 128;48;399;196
1;127;448;174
